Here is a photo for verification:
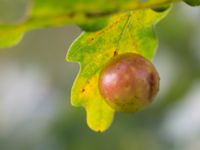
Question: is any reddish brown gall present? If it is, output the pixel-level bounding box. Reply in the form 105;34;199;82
99;53;160;112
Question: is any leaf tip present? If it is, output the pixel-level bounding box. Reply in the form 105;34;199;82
85;102;115;133
87;119;110;133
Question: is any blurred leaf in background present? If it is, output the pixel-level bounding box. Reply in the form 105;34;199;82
0;0;175;48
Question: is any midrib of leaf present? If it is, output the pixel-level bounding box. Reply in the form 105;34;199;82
115;13;132;54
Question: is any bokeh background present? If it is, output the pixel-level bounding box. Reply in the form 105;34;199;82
0;2;200;150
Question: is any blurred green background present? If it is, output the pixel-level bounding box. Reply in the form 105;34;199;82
0;2;200;150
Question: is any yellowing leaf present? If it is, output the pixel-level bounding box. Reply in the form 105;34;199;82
67;8;171;132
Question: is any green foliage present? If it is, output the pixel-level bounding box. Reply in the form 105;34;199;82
0;0;175;48
79;17;109;32
0;25;24;48
152;4;170;12
67;8;170;132
183;0;200;6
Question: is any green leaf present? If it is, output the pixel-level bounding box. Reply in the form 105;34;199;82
79;17;109;32
0;25;24;48
183;0;200;6
67;8;171;132
152;4;170;12
0;0;175;48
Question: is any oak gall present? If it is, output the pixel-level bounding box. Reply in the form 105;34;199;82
99;53;160;112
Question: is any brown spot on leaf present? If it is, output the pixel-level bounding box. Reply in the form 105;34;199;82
81;89;85;93
68;12;76;18
113;50;118;56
